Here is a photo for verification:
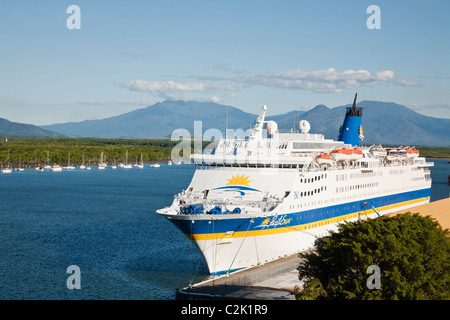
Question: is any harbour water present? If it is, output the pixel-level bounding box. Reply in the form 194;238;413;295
0;159;448;299
0;163;209;300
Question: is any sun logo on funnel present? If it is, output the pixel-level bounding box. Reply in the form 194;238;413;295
226;174;252;186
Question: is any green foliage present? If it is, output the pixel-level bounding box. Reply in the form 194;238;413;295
0;137;187;166
295;278;327;300
404;147;450;159
297;213;450;300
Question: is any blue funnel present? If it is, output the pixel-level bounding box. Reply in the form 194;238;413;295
338;94;363;146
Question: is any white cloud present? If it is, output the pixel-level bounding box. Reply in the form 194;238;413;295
207;64;231;71
192;67;417;94
121;79;240;94
242;68;416;93
391;77;418;87
407;103;450;111
120;79;241;101
210;96;221;103
121;80;202;94
373;70;395;81
75;99;154;107
121;68;417;101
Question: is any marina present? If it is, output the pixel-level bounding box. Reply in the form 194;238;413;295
0;160;170;171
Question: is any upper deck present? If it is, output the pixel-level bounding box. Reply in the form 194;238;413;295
190;106;433;172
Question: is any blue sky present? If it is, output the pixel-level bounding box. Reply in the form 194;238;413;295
0;0;449;125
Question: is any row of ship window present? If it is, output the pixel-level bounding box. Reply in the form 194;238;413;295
336;182;379;193
296;186;327;198
389;169;407;175
299;174;327;183
337;171;382;181
288;204;361;221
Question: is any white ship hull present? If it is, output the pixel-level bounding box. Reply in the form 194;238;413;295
158;161;432;275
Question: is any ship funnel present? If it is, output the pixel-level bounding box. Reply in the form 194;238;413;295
338;93;363;146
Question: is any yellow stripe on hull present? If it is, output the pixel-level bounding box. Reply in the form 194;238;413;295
186;197;428;241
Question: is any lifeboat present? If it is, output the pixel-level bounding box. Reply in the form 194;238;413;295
351;147;363;157
331;148;356;161
316;153;333;165
330;148;351;161
405;146;419;158
387;148;399;161
369;145;387;158
330;147;363;161
397;147;407;158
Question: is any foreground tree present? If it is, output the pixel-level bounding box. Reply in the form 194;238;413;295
297;213;450;300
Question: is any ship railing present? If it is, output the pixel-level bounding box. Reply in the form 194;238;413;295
192;155;434;174
175;196;280;216
194;163;308;170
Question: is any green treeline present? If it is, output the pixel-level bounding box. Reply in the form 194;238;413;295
0;137;189;167
415;146;450;159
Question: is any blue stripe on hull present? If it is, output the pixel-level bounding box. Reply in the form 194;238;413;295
169;188;431;236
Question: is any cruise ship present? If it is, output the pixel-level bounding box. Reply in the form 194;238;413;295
157;94;433;275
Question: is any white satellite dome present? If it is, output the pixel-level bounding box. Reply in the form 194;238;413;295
266;121;278;135
299;120;311;134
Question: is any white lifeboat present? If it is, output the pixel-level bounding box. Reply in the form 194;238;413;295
369;145;387;158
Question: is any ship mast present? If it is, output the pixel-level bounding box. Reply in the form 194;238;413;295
250;105;267;140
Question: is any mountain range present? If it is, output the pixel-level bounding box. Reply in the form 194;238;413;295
42;100;256;139
2;100;449;146
0;117;61;137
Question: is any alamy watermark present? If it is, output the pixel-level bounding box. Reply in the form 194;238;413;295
66;5;81;30
66;265;81;289
367;5;381;30
366;265;381;289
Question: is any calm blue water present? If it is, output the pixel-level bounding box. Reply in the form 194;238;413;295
0;163;209;300
0;159;448;300
429;159;450;201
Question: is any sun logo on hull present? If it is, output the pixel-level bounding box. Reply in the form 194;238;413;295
226;174;252;186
